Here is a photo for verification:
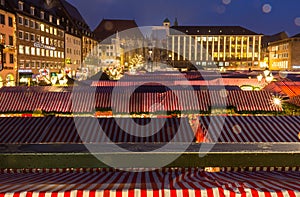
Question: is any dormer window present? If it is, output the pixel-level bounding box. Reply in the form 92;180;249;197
1;0;5;6
30;6;35;15
40;11;44;20
18;1;23;10
57;19;60;25
49;15;52;23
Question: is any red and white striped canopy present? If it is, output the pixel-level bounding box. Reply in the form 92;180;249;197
0;117;194;143
198;115;300;142
0;168;299;196
0;87;282;113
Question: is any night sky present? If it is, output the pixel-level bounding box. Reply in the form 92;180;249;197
67;0;300;36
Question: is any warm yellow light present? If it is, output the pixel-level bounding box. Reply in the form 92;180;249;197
273;97;282;106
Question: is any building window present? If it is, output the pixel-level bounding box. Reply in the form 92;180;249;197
46;50;49;56
9;54;13;64
50;50;53;57
24;32;29;41
31;47;35;55
18;16;23;25
30;20;34;28
19;45;24;54
0;0;4;6
30;7;35;15
0;14;4;25
45;26;49;33
30;34;35;42
18;31;23;39
49;15;52;23
36;35;40;42
25;46;30;55
54;28;57;35
46;37;49;45
36;62;40;69
36;48;40;56
57;19;60;25
41;36;45;44
9;36;13;45
31;61;35;69
35;22;39;30
24;18;29;26
40;11;44;19
8;17;13;27
40;23;45;31
18;1;23;11
50;27;53;34
41;49;45;56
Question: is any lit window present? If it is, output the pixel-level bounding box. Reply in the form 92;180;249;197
57;19;60;25
41;36;45;44
19;45;24;54
45;26;49;33
31;47;35;55
36;48;40;56
41;49;45;56
54;51;57;57
54;28;57;35
40;24;45;31
61;52;64;58
25;46;30;55
46;37;49;45
50;27;53;34
58;51;61;58
50;50;53;57
46;50;49;56
49;15;52;23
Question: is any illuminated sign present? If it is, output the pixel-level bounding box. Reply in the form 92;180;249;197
34;42;56;50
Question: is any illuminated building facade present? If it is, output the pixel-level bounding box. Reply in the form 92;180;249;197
0;0;17;87
167;26;263;70
267;33;300;70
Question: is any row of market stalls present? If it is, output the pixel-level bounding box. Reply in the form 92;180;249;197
0;72;299;196
0;86;281;114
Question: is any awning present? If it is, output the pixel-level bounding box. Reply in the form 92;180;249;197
0;117;194;143
198;115;300;142
0;168;299;196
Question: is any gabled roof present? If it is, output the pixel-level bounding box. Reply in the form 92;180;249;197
93;19;141;41
169;26;260;35
262;31;288;47
292;33;300;38
60;0;85;24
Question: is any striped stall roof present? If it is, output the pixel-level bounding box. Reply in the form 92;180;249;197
0;87;281;113
198;116;300;143
0;117;194;143
0;168;299;196
289;95;300;107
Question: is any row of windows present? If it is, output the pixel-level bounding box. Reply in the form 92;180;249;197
19;60;63;70
0;34;14;46
19;45;64;58
66;37;81;45
18;31;64;48
2;53;14;64
66;48;80;55
18;16;64;37
171;36;260;43
18;1;60;26
0;14;13;27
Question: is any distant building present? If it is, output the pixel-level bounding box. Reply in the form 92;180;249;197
261;32;288;69
93;19;144;69
267;33;300;70
167;25;263;70
0;0;17;86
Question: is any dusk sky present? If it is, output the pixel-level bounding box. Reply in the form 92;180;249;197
67;0;300;36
